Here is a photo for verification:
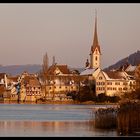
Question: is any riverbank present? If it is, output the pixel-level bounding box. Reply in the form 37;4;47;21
0;100;118;105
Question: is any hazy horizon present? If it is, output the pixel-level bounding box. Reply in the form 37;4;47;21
0;3;140;69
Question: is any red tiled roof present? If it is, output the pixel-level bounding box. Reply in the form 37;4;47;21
105;71;128;79
28;79;40;87
7;76;18;82
22;76;40;87
46;65;70;75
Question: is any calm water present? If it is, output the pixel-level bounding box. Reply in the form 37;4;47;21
0;104;117;137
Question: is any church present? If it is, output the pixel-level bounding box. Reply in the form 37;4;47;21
80;12;101;79
80;12;136;97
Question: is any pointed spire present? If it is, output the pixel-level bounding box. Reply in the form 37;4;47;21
93;9;98;46
91;10;101;54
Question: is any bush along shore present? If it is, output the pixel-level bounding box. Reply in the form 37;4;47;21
93;107;118;129
93;100;140;136
117;100;140;136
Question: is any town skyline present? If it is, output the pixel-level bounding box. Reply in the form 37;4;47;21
0;4;140;69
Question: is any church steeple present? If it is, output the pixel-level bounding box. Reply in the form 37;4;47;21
90;10;101;69
91;10;101;54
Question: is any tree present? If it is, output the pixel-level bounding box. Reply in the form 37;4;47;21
42;52;49;75
42;52;49;100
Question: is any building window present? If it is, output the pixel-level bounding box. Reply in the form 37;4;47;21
118;88;122;91
123;82;127;85
102;82;105;85
95;56;98;61
113;87;117;90
99;77;102;80
123;87;127;90
109;87;112;90
96;50;98;54
115;82;120;85
108;82;112;85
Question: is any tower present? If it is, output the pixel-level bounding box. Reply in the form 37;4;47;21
90;11;101;69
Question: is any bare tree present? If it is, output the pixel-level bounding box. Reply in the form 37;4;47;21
52;56;56;66
42;52;49;100
42;52;49;75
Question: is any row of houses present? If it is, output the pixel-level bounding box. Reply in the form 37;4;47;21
0;62;139;103
0;65;83;102
0;72;42;102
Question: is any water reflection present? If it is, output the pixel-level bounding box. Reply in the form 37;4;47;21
0;104;118;137
0;120;117;137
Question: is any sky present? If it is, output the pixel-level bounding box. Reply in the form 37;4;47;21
0;3;140;69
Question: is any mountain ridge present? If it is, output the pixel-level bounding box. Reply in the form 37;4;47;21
0;64;42;76
1;50;140;75
104;50;140;71
0;64;84;76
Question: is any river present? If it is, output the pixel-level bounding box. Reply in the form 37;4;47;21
0;104;117;137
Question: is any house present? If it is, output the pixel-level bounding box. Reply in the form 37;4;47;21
0;85;5;101
19;72;42;102
0;73;8;88
6;75;19;101
41;64;79;101
96;70;136;96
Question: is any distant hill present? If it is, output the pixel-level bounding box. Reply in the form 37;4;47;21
0;64;84;76
104;50;140;71
0;64;42;76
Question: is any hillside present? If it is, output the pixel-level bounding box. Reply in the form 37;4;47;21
0;64;42;76
0;64;84;76
104;50;140;71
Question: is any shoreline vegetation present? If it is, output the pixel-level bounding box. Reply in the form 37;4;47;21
93;100;140;136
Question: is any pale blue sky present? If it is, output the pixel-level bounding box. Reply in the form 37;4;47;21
0;3;140;69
